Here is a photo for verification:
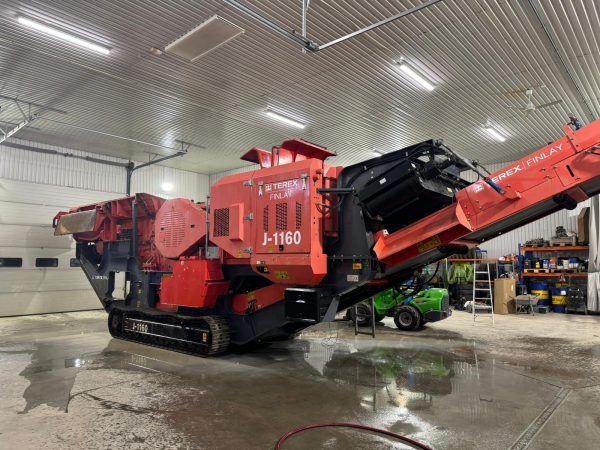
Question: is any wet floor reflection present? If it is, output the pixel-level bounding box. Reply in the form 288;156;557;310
13;336;483;416
7;333;569;449
299;340;494;424
14;344;97;413
5;311;600;449
98;338;493;429
324;347;462;392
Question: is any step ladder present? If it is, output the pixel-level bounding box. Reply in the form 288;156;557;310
472;260;494;324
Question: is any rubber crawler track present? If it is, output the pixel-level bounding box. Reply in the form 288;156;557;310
108;307;231;356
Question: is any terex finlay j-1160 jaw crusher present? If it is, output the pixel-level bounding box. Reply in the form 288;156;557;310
54;121;600;355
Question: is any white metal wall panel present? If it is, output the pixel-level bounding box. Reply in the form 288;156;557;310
479;211;579;258
198;174;211;203
0;225;71;249
0;269;92;293
0;179;121;230
0;291;99;317
209;164;256;186
0;138;125;193
0;178;117;316
462;162;585;257
0;139;210;200
130;163;209;201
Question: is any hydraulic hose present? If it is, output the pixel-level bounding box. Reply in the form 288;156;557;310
274;422;432;449
394;262;441;298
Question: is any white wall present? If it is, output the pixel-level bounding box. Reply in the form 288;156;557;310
0;138;210;316
208;164;255;186
1;138;210;199
0;178;117;316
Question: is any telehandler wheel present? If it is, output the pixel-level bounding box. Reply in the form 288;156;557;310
348;302;373;327
393;305;422;331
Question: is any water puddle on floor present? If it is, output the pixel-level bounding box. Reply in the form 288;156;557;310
4;333;568;449
10;343;98;413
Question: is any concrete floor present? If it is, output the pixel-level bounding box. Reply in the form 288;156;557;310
1;311;600;449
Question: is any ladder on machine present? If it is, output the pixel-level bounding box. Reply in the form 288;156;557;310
472;260;494;324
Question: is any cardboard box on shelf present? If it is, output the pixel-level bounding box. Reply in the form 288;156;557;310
494;278;516;314
578;207;590;244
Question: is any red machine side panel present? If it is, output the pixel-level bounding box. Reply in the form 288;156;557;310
159;257;229;309
251;159;328;285
210;171;256;258
254;164;312;255
210;158;336;285
155;198;207;259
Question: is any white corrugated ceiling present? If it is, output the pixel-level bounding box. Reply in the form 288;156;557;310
0;0;598;174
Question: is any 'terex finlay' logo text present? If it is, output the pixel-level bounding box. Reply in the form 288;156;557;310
490;143;563;184
264;179;299;192
264;178;299;201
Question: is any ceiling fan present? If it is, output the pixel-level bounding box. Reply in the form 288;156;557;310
510;88;563;116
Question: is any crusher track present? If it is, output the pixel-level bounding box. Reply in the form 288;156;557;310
107;306;230;356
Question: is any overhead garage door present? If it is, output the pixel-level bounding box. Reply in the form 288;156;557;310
0;178;122;316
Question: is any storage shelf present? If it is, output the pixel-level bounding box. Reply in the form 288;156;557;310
521;272;588;277
521;246;589;251
447;258;498;262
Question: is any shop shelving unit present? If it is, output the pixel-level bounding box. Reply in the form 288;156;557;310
517;244;589;313
518;245;589;279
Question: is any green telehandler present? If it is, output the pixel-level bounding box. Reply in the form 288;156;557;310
347;286;451;331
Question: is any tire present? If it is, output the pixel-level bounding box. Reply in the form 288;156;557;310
348;303;373;327
393;305;422;331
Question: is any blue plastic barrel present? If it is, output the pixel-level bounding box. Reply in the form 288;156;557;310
530;282;550;301
552;305;566;313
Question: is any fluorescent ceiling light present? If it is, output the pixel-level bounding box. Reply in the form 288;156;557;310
372;150;383;157
395;61;435;91
161;182;174;192
265;109;306;129
165;15;244;62
17;17;110;55
485;126;506;142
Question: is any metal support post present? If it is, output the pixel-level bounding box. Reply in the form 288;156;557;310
125;141;190;195
126;162;135;196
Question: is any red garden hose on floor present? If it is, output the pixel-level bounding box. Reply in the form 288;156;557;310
274;422;433;449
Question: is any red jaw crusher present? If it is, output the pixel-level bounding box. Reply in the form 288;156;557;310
54;120;600;355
